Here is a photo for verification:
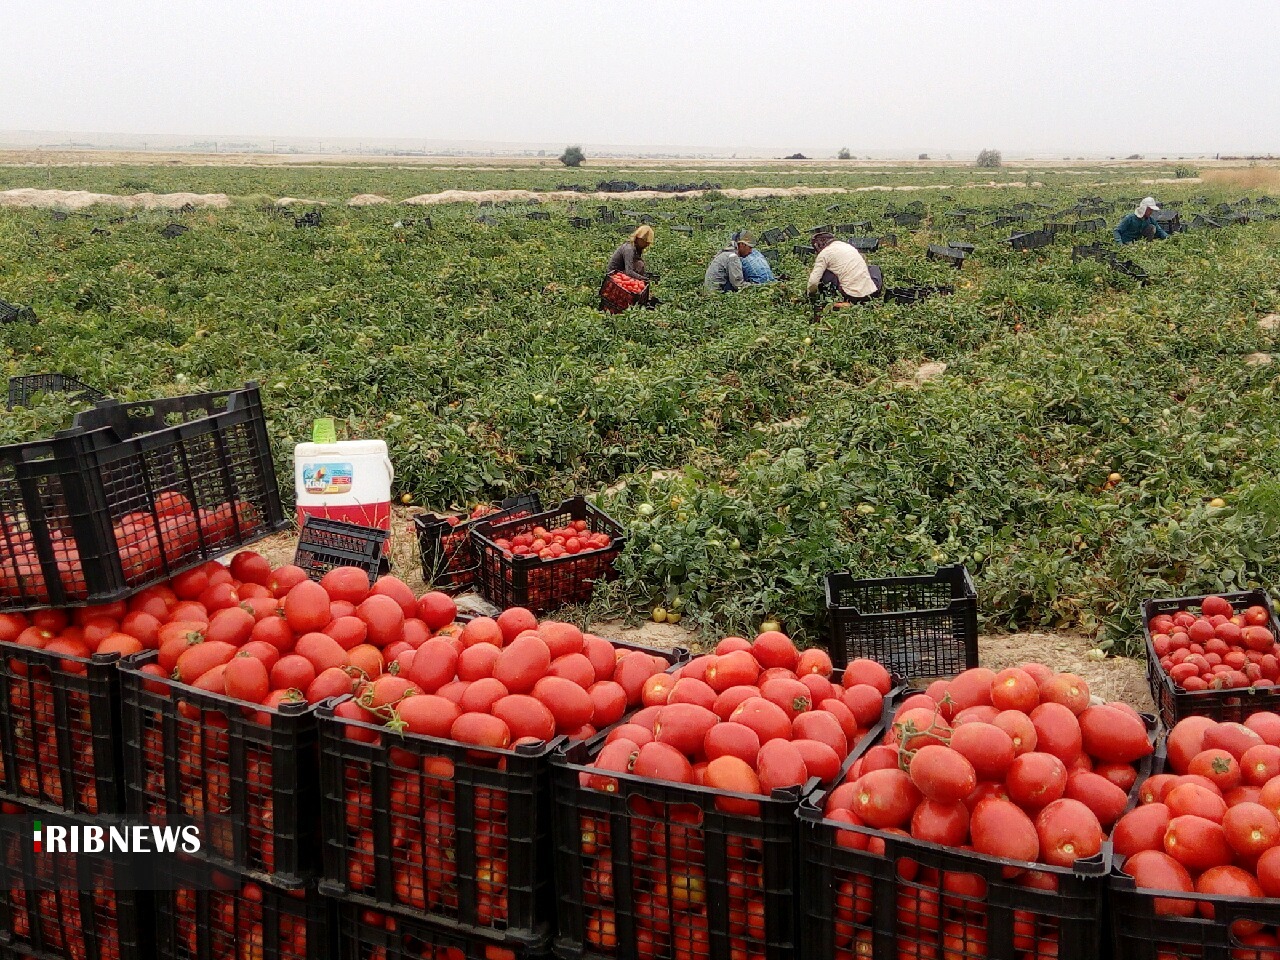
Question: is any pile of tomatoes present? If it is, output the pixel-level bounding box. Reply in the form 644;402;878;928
328;605;673;930
0;490;262;604
570;633;889;956
1148;595;1280;692
1117;712;1280;950
821;664;1154;960
492;520;614;563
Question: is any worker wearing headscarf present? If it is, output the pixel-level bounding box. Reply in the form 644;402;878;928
1114;197;1169;244
806;232;882;302
607;225;654;281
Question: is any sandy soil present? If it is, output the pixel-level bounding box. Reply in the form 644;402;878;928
0;187;229;209
247;510;1152;711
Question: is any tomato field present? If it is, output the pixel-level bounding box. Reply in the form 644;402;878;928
2;161;1279;655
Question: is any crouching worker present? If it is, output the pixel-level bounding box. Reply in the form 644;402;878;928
601;225;654;312
806;232;883;303
703;233;755;292
1114;197;1169;245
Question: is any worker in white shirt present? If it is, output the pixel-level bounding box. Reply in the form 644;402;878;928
806;232;883;303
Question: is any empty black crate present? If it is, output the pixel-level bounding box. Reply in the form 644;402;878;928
1142;589;1280;727
824;565;977;677
846;237;880;253
925;245;965;268
415;494;543;593
338;903;548;960
791;244;815;260
469;497;625;614
316;706;560;946
118;651;322;888
293;516;389;584
0;644;122;817
1072;244;1110;263
0;383;286;611
153;860;332;960
799;787;1110;960
0;299;36;324
0;808;151;960
8;374;107;410
1008;230;1053;251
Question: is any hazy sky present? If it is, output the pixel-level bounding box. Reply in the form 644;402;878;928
6;0;1280;155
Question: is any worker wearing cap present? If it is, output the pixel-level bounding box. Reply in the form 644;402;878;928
704;233;756;292
806;232;882;302
1114;198;1169;245
738;233;776;284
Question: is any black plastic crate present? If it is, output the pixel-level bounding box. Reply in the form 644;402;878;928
892;213;922;227
336;894;551;960
294;211;323;229
835;221;871;233
118;651;322;888
159;224;188;239
1072;244;1110;263
947;241;975;254
759;228;785;245
8;374;107;411
0;300;37;325
1142;589;1280;728
414;494;543;593
1008;230;1054;251
568;217;591;229
0;809;150;960
525;212;550;221
1110;257;1149;282
0;383;286;611
824;565;978;677
925;245;966;268
799;787;1110;960
791;244;815;261
153;860;332;960
316;706;560;946
882;285;953;305
0;644;123;817
551;701;889;960
294;516;389;585
1072;218;1106;233
1044;220;1073;235
845;237;879;253
469;497;625;615
670;225;693;236
782;225;800;239
879;233;898;247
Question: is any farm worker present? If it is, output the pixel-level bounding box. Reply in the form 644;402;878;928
737;233;776;284
1114;198;1169;244
703;234;754;292
806;232;882;302
606;225;654;281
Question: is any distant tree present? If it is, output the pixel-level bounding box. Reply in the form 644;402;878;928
1126;153;1142;160
918;153;929;160
559;145;586;167
837;147;852;160
976;148;1002;168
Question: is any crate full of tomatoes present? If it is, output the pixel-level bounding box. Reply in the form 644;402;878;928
153;860;331;960
0;383;285;611
799;665;1156;960
470;497;624;614
317;605;687;947
0;802;151;960
0;606;129;816
117;552;478;888
551;631;897;960
1110;711;1280;960
1144;590;1280;727
414;494;542;593
338;901;547;960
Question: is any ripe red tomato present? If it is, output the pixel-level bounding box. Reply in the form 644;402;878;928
948;722;1016;780
1035;798;1102;867
1006;752;1068;811
1222;802;1280;858
910;799;970;846
1028;702;1083;765
532;676;594;733
730;697;792;744
283;580;331;634
705;757;762;815
493;634;552;694
970;798;1038;863
991;667;1040;712
908;745;977;805
632;742;693;784
850;769;921;829
1113;803;1172;859
842;658;892;695
492;694;555;742
224;654;270;704
1164;814;1233;872
653;703;719;755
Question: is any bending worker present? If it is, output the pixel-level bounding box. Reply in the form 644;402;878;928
1114;197;1169;244
806;232;882;302
607;225;654;281
704;233;755;292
